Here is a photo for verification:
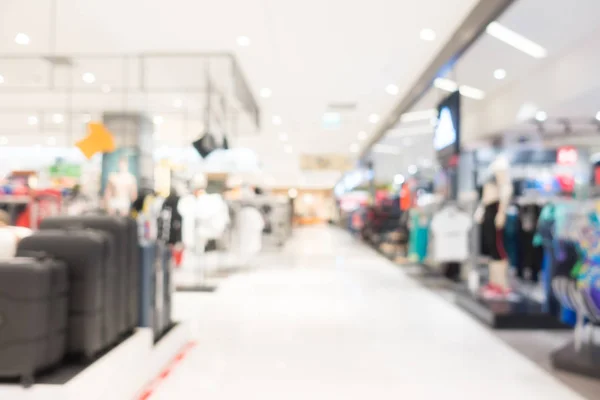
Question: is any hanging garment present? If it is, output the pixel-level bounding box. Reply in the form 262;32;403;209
158;194;183;245
236;206;265;258
480;202;507;261
503;210;520;272
430;205;472;263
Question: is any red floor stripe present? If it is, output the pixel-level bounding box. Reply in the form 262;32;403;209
135;341;197;400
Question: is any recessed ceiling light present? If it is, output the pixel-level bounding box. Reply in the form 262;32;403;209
52;113;64;124
28;116;38;125
385;84;399;95
459;85;486;100
153;115;164;125
486;22;547;59
535;111;547;122
420;28;436;41
173;98;183;108
47;136;56;146
408;165;418;175
101;84;111;93
82;72;96;84
279;132;288;142
0;136;8;145
357;131;368;141
237;36;251;46
288;188;298;198
394;174;405;185
494;69;507;80
15;33;30;45
596;111;600;121
284;145;293;153
0;74;4;84
368;113;380;124
272;115;282;125
350;143;360;153
260;88;272;98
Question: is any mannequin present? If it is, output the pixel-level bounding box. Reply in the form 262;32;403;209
475;154;513;296
105;158;137;216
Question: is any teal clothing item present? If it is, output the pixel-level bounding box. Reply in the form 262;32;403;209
533;203;574;247
408;211;429;262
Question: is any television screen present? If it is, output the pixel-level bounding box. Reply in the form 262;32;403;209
434;91;461;164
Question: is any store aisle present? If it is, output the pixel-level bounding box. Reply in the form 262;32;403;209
147;226;585;400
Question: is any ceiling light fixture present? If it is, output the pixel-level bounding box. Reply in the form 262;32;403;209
385;84;399;95
357;131;368;141
459;85;486;100
82;72;96;84
486;21;547;59
284;145;293;153
434;77;459;92
494;68;507;80
260;88;272;98
400;109;437;123
394;174;405;185
15;33;30;45
153;115;164;125
28;116;38;125
279;132;288;142
52;114;64;124
368;113;380;124
435;78;485;100
420;28;436;41
173;98;183;108
101;84;111;93
408;165;418;175
236;36;251;47
272;115;282;125
535;111;547;122
350;143;360;153
288;188;298;198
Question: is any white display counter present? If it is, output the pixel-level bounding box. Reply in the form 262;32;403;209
0;323;192;400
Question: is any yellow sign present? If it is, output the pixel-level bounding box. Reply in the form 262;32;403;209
299;154;352;171
76;122;116;159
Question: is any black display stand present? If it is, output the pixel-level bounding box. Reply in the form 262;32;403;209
455;288;570;329
552;341;600;379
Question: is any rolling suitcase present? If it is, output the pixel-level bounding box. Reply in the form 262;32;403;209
18;229;115;357
0;257;68;386
123;217;140;329
40;216;130;336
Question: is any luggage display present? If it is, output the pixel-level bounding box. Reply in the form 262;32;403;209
123;216;141;329
40;216;131;335
18;229;116;357
0;257;68;386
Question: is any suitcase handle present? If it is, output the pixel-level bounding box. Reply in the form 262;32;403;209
16;249;52;261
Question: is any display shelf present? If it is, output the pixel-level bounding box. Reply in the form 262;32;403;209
455;288;571;330
0;323;192;400
552;341;600;380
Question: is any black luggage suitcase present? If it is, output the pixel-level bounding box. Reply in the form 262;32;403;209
18;229;115;357
123;217;140;329
0;257;68;386
40;216;130;336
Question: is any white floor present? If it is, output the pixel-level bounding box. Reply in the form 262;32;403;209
148;226;587;400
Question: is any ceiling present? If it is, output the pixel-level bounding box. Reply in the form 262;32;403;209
372;0;600;181
0;0;478;188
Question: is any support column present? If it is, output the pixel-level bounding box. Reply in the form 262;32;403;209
100;112;154;194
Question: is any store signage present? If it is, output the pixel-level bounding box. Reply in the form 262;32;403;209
300;154;352;171
557;146;578;165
